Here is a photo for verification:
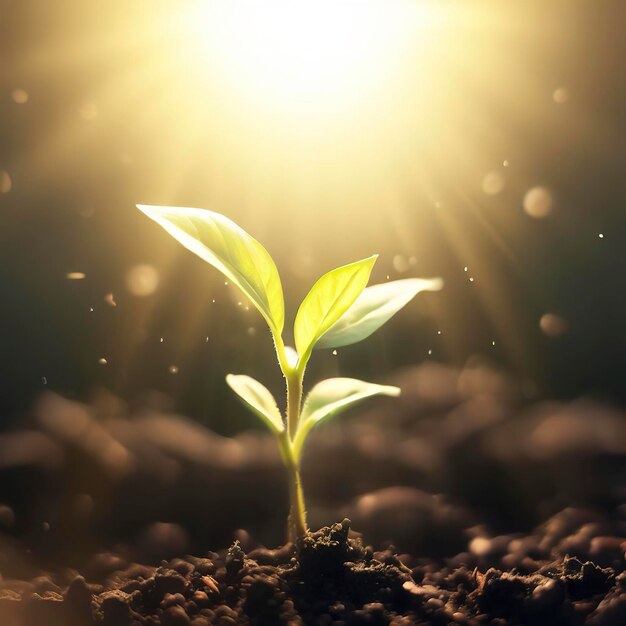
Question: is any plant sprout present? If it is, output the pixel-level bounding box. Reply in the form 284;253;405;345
138;205;442;539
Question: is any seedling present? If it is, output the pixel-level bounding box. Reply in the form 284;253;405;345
138;205;442;539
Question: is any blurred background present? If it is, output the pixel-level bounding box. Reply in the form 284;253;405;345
0;0;625;566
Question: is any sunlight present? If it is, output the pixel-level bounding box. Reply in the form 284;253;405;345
11;1;561;380
183;0;433;114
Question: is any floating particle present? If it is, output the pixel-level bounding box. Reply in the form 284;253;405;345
212;299;216;303
437;330;442;335
552;87;569;104
224;281;228;285
237;301;242;306
168;365;179;375
427;349;433;355
523;186;553;218
0;170;12;194
503;160;509;167
482;171;505;195
41;376;47;385
332;349;338;356
159;337;164;343
491;340;496;346
89;307;94;312
247;327;256;337
539;313;568;338
464;266;468;272
98;358;108;365
66;272;86;280
469;277;474;282
125;264;159;296
79;100;98;120
386;275;390;280
104;292;117;306
205;336;209;342
11;88;28;104
598;233;604;239
392;254;409;273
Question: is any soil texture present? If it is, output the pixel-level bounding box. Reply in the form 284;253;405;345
1;512;625;626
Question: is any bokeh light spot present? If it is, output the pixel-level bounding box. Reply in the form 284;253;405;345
482;171;506;195
539;313;568;338
392;254;410;273
11;88;29;104
125;264;160;297
523;186;553;218
66;272;86;280
0;170;12;194
552;87;569;103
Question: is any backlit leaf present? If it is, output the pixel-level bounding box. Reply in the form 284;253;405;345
226;374;284;434
137;205;284;334
316;277;443;349
294;256;377;359
293;377;400;458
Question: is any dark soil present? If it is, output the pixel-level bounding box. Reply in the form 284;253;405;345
1;514;624;626
1;366;624;624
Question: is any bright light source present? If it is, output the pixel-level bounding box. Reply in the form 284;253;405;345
183;0;429;114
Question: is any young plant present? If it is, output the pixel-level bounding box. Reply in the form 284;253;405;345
138;205;442;539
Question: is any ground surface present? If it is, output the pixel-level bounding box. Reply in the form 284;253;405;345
0;511;625;625
0;364;624;624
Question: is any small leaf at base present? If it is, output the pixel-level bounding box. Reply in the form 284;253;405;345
293;377;400;458
226;374;284;434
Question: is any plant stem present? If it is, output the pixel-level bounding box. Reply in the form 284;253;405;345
278;431;307;539
286;371;303;440
273;333;308;538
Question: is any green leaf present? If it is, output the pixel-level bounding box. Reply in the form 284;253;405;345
293;377;400;458
294;256;377;359
316;277;443;349
137;205;284;335
225;374;284;434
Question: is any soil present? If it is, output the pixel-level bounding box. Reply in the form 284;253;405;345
0;364;624;624
0;513;624;626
